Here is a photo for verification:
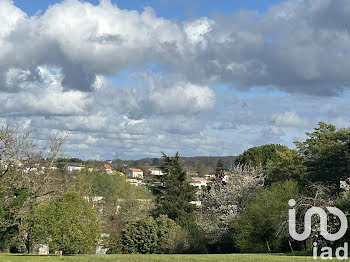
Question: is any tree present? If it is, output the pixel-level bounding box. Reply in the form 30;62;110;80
0;125;65;252
92;173;154;254
122;215;185;254
265;148;305;185
156;215;186;254
233;180;299;253
197;164;264;250
295;122;350;193
214;159;225;182
235;144;289;168
154;152;196;226
30;192;101;254
122;217;158;254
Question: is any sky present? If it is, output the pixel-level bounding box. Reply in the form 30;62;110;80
1;0;350;160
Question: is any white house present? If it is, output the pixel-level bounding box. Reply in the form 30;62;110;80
190;177;208;188
126;178;143;186
104;164;113;174
66;163;84;172
127;168;144;179
205;174;216;180
147;168;164;176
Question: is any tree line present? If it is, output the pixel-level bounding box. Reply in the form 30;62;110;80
1;122;350;254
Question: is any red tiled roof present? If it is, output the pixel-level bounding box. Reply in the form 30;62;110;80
104;164;112;169
130;168;143;172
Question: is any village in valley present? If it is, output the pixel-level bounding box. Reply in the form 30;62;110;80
63;158;231;200
2;0;350;261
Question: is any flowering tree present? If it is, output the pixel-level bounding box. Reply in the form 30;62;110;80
196;164;264;245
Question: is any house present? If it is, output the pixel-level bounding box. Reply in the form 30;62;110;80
205;174;216;180
104;164;113;174
65;163;85;172
147;168;164;176
127;168;144;179
190;177;208;188
126;178;143;186
222;172;231;183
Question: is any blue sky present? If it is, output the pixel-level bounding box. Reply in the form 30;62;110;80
2;0;350;159
15;0;283;20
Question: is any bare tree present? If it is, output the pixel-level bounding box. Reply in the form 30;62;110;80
0;124;66;252
277;182;336;251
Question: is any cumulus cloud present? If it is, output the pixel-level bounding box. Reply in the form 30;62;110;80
147;79;216;115
1;0;350;159
3;0;350;95
271;111;307;128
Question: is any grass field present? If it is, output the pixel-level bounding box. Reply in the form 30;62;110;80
0;253;322;262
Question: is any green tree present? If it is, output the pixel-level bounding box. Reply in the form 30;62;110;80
215;159;225;182
122;215;185;254
336;191;350;247
156;215;186;254
235;144;289;168
233;180;299;253
92;172;117;201
295;122;350;192
154;152;196;226
31;192;101;254
122;217;158;254
265;149;305;185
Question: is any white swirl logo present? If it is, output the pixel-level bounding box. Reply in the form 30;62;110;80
288;199;348;241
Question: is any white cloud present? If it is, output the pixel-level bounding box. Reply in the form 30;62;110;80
1;0;350;159
148;82;216;115
271;111;307;128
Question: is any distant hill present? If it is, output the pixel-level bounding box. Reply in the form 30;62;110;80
112;155;237;176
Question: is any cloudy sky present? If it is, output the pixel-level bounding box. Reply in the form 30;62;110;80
1;0;350;160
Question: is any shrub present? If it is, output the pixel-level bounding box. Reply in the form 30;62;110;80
31;192;101;254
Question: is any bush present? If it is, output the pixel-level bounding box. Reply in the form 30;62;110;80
31;192;101;254
122;217;158;254
156;215;186;253
122;215;186;254
233;180;299;253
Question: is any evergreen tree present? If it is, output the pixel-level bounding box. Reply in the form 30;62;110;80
215;159;225;182
295;122;350;193
235;144;288;168
154;152;196;226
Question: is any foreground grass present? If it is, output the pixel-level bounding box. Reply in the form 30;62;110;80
0;253;322;262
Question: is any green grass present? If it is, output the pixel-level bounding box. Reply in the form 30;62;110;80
0;253;323;262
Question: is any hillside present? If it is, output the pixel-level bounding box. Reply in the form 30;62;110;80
112;155;237;175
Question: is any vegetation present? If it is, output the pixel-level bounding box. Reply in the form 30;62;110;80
295;122;350;192
197;164;264;252
1;121;350;257
235;144;288;168
233;180;299;253
214;159;225;182
154;152;196;226
30;192;101;254
122;215;185;254
0;253;321;262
